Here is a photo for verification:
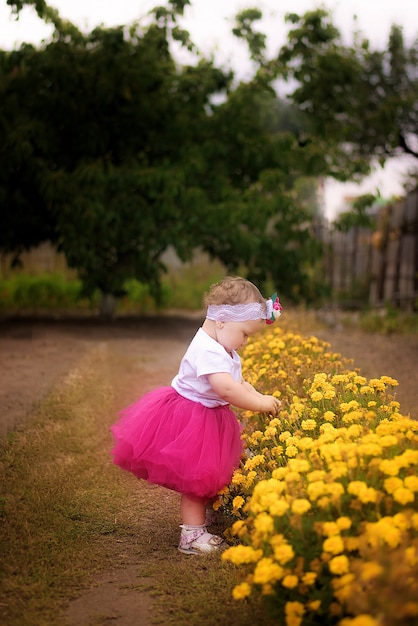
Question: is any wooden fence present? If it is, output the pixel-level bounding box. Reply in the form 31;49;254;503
322;189;418;310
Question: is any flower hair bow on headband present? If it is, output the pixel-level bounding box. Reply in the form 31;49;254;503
266;293;282;325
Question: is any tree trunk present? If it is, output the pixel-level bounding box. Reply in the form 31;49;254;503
99;293;117;320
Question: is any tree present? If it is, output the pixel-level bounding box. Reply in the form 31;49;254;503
278;9;418;176
1;0;329;312
1;4;231;310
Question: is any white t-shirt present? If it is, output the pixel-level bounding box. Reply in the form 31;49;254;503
171;328;242;407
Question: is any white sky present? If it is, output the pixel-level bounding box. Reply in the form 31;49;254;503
2;0;418;219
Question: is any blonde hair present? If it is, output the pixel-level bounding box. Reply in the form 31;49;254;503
203;276;265;307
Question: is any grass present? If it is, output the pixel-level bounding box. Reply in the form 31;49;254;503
356;305;418;335
0;342;279;626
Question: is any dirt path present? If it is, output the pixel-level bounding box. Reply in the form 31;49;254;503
312;325;417;419
1;313;417;625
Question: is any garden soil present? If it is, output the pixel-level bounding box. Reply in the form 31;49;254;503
1;312;417;625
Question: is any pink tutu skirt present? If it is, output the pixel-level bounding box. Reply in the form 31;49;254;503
110;387;243;499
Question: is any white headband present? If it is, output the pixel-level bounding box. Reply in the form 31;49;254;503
207;300;272;323
206;294;282;324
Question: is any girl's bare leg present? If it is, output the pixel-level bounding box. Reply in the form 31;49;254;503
180;493;207;525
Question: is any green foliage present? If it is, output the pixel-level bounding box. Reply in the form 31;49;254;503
279;9;418;174
0;262;226;314
0;274;85;309
1;1;335;313
232;9;267;64
358;305;418;335
333;193;377;233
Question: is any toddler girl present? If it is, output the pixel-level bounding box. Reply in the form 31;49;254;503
111;276;282;555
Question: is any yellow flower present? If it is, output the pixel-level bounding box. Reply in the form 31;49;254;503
319;422;337;435
245;470;257;487
336;517;352;531
392;512;410;530
261;583;274;595
360;561;383;581
232;496;245;510
381;375;399;387
332;374;349;384
393;487;414;505
329;554;349;575
339;615;379;626
302;419;317;431
282;575;299;589
379;459;399;476
358;487;378;504
369;378;386;391
345;537;360;552
354;375;367;385
288;459;310;473
342;410;363;424
298;437;314;451
285;445;298;457
307;599;321;611
329;462;348;479
340;400;360;412
322;521;340;537
323;411;336;422
311;391;323;402
302;572;317;585
347;481;368;497
307;470;326;482
358;442;382;457
307;480;326;501
406;546;418;567
327;482;345;499
365;519;402;548
317;496;330;509
231;471;247;485
271;540;295;565
323;386;336;400
405;475;418;491
271;467;288;480
254;512;274;535
232;582;252;600
323;535;344;555
263;426;277;438
231;520;245;535
253;558;284;584
379;434;399;448
384;476;403;494
270;499;290;517
285;471;301;483
291;499;312;515
244;454;266;470
292;402;306;416
248;430;263;444
222;545;263;565
285;601;305;626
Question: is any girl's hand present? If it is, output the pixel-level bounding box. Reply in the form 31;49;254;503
261;395;282;415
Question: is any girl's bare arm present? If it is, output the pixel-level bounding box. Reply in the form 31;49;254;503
207;372;281;414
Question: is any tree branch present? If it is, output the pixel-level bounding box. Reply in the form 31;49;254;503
399;133;418;159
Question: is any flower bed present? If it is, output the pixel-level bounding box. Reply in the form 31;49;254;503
218;325;418;626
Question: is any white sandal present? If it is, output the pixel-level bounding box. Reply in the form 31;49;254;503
178;525;226;555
